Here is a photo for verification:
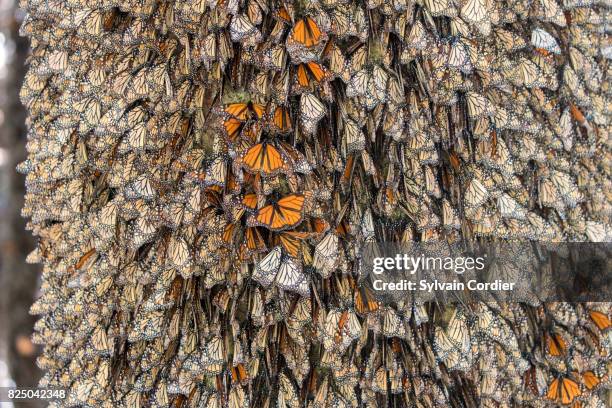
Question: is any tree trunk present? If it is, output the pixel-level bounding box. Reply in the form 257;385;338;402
16;1;611;407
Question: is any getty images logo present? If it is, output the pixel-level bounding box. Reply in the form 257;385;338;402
372;254;486;275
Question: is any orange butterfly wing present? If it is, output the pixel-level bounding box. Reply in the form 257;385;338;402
292;17;322;47
582;371;599;390
560;378;581;404
546;378;560;401
355;286;379;314
277;5;291;23
256;194;305;231
307;62;326;82
273;194;305;229
297;62;326;87
589;310;611;330
225;103;249;119
251;103;266;119
74;248;96;270
223;223;236;244
223;118;243;141
547;378;581;404
225;102;265;120
277;230;310;258
335;310;349;344
304;18;322;47
244;227;266;253
273;106;292;132
297;64;310;87
309;218;329;234
231;364;249;383
256;204;275;227
335;220;350;237
242;193;258;210
241;122;259;142
546;333;566;356
242;143;286;175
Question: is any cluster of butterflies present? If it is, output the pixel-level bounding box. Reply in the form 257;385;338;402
17;0;611;406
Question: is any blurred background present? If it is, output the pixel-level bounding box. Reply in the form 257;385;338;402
0;0;42;407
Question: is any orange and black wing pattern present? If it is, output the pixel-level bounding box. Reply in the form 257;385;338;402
589;310;611;330
354;284;380;315
275;230;310;258
296;62;327;88
546;376;582;405
224;101;266;120
252;194;305;231
240;142;289;176
270;105;292;133
290;17;322;48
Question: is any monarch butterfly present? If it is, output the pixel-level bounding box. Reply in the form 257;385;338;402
354;285;379;314
346;66;389;110
464;178;489;208
239;142;289;177
423;0;456;17
275;3;292;24
274;230;310;258
300;92;326;134
230;363;249;385
128;309;166;342
322;309;360;349
341;117;365;155
289;17;322;48
201;156;228;188
323;41;349;81
229;14;261;44
312;233;339;278
442;199;461;230
373;363;404;394
73;248;97;271
494;28;527;51
465;92;493;119
125;174;156;200
257;43;286;72
277;142;312;174
569;103;587;126
531;28;561;55
537;0;566;26
513;57;546;88
269;105;292;133
295;61;328;88
249;194;306;231
240;193;258;211
200;335;225;375
497;193;527;220
277;373;300;407
223;101;266;120
546;332;567;356
242;227;267;256
405;21;429;50
382;308;407;338
588;310;611;330
221;117;245;141
546;376;582;405
167;235;190;268
447;39;473;74
442;308;471;351
461;0;488;25
253;247;309;295
46;50;69;73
